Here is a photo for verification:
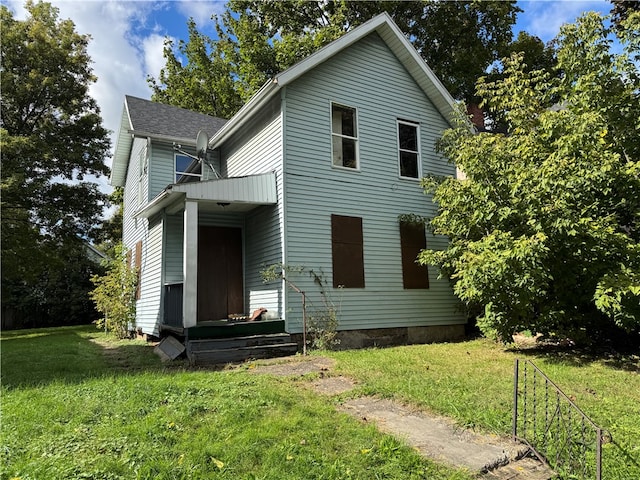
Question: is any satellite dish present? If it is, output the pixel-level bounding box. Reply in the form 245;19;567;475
196;130;209;161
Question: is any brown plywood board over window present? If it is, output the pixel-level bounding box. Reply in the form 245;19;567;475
400;222;429;289
331;214;365;288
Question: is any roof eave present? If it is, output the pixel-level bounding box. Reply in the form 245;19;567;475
209;80;280;149
109;104;134;187
207;13;459;145
133;187;184;219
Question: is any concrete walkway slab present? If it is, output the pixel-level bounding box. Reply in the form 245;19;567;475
340;397;528;473
247;357;554;479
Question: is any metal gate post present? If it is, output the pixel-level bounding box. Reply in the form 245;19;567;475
513;359;519;441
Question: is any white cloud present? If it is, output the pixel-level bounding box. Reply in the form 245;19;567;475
517;1;610;42
176;0;226;28
143;33;173;80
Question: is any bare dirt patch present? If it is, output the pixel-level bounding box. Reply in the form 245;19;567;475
311;376;357;395
246;355;336;377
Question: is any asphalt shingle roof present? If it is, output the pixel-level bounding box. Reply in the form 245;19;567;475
125;95;227;139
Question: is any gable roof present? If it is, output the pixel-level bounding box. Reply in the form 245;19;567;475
209;12;457;149
110;96;227;186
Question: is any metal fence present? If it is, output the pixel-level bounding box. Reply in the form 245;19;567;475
513;359;608;480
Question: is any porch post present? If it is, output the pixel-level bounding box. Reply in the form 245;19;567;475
183;200;198;328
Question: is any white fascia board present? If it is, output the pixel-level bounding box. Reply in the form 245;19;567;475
376;17;458;125
110;104;134;187
128;130;198;147
208;80;280;149
133;187;184;219
275;13;390;86
207;15;391;150
207;12;460;149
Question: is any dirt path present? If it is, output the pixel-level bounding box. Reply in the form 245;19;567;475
246;355;554;479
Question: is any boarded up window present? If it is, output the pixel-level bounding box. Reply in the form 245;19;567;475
134;240;142;299
331;215;365;288
400;221;429;289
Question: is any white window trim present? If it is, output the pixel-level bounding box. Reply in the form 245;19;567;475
397;119;422;180
330;102;360;171
174;153;202;183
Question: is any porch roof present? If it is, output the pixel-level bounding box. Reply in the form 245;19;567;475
133;171;277;219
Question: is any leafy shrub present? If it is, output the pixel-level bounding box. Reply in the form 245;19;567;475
90;243;137;338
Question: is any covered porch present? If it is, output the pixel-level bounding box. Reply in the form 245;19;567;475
134;172;282;332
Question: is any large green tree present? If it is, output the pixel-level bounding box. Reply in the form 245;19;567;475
421;12;640;343
149;0;520;115
1;1;111;327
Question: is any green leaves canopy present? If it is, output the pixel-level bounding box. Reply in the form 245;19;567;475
149;0;520;114
421;12;640;342
1;1;110;326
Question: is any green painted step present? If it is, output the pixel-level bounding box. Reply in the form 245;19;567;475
185;319;286;340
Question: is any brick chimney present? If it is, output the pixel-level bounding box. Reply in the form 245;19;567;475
466;103;485;131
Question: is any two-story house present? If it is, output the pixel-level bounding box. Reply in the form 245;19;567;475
110;13;466;360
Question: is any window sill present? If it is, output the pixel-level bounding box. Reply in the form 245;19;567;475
398;175;422;182
331;164;361;173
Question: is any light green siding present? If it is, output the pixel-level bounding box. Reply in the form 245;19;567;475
282;32;463;332
164;214;183;284
245;205;282;318
149;142;174;198
121;137;158;333
220;95;285;319
122;137;148;248
137;216;163;335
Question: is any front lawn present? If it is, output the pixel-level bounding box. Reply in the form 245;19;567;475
1;326;469;480
326;339;640;479
2;326;638;479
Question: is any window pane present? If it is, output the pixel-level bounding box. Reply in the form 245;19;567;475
400;151;419;178
332;104;355;137
399;123;417;151
176;173;201;184
332;136;357;168
176;154;201;183
175;155;192;173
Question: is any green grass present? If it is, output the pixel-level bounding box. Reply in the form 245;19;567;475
2;327;638;479
325;339;640;479
1;326;470;480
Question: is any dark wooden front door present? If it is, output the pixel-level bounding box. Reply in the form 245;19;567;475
197;226;243;322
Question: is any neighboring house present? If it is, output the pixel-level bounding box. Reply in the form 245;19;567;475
111;13;466;350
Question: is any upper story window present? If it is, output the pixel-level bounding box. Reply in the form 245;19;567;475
397;120;421;179
175;154;201;183
331;103;358;169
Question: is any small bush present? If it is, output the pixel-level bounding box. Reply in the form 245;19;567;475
90;243;137;338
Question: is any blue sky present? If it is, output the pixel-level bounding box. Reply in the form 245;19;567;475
3;0;613;195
